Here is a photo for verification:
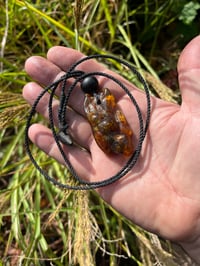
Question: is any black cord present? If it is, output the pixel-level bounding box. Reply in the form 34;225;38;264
25;54;151;190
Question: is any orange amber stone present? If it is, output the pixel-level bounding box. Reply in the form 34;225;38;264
84;87;134;156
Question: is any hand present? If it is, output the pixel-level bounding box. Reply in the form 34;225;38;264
23;36;200;262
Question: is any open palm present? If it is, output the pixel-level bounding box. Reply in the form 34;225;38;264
23;37;200;256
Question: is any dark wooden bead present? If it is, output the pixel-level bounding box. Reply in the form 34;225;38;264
81;76;99;94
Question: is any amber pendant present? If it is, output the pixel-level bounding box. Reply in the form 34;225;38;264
81;76;134;156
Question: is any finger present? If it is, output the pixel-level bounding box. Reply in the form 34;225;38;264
25;56;63;86
23;82;60;122
178;36;200;114
28;123;94;179
25;54;145;121
47;46;139;98
47;46;105;72
25;48;151;131
25;49;105;86
24;58;150;153
23;82;93;149
25;56;88;116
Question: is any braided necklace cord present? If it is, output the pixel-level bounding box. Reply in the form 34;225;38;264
25;54;151;190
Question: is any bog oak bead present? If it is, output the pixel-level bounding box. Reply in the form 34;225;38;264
81;76;99;94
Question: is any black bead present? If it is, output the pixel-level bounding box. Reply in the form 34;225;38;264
81;76;99;94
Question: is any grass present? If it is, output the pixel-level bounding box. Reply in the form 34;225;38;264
0;0;199;265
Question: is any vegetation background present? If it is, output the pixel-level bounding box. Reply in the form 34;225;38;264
0;0;200;265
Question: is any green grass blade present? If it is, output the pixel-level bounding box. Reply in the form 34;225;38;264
15;0;101;53
0;126;25;169
101;0;115;46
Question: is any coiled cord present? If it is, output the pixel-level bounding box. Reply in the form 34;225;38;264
25;54;151;190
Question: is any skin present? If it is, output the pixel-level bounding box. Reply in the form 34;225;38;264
23;36;200;263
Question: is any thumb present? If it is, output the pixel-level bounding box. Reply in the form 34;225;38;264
178;35;200;113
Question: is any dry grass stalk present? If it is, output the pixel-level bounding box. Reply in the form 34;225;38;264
45;189;73;227
0;104;30;129
74;0;84;31
143;71;178;103
73;190;94;266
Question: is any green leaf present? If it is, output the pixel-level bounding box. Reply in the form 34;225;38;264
179;1;200;25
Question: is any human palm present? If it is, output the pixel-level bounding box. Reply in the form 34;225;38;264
23;36;200;251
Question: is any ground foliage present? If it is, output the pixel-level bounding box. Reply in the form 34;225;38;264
0;0;199;265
